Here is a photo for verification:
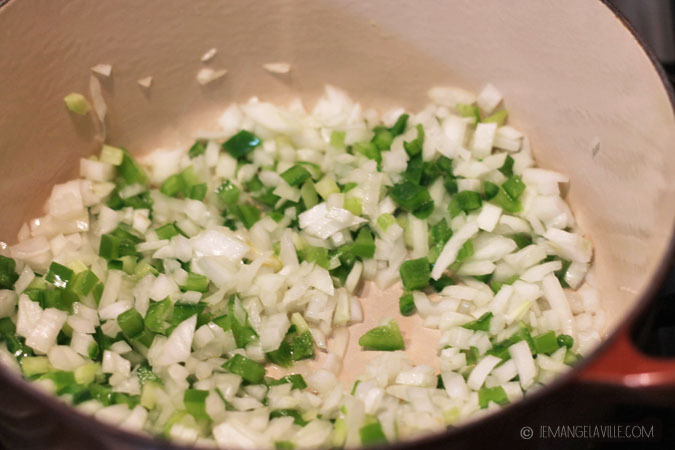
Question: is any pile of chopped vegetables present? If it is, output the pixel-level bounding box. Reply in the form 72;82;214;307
0;84;605;448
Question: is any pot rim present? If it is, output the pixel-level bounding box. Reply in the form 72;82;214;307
0;0;673;449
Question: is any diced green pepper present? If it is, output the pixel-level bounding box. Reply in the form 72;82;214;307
443;175;458;195
280;165;312;187
343;196;362;216
533;331;560;355
341;182;358;193
475;274;492;284
456;239;474;262
275;441;295;450
270;409;307;426
222;130;261;159
232;203;261;229
216;181;241;205
212;314;231;332
484;109;508;126
330;130;346;148
188;140;207;159
188;183;208;201
118;149;148;186
399;257;430;290
491;187;522;213
228;297;258;348
184;388;210;420
487;324;535;360
353;141;381;164
483;181;499;200
377;213;396;232
244;175;264;193
64;93;90;115
110;190;153;211
0;317;33;359
430;219;452;246
547;256;572;288
564;350;582;365
180;273;210;293
404;154;423;185
399;291;415;316
301;246;330;270
371;127;394;151
390;181;434;218
39;371;76;395
69;270;99;297
511;233;533;249
360;416;388;446
74;362;100;386
145;298;173;334
300;181;318;209
99;233;138;260
557;334;574;349
256;188;281;208
403;124;425;158
223;354;266;384
171;302;206;326
499;155;514;177
117;308;145;340
155;223;181;240
100;145;124;165
266;374;307;390
456;103;481;124
42;289;76;313
502;175;526;200
352;227;375;259
461;346;480;365
432;275;456;292
315;176;340;200
0;256;18;290
478;386;509;408
389;113;409;137
134;261;159;280
160;174;184;197
135;362;160;386
437;156;454;174
450;191;482;215
46;262;74;289
358;319;405;351
115;256;137;276
420;161;442;186
21;356;51;377
266;340;293;368
462;312;493;332
290;331;315;361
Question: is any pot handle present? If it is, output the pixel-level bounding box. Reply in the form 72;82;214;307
578;323;675;389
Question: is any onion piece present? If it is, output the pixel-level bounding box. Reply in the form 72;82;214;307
137;76;153;88
263;62;291;74
196;67;227;85
508;340;537;389
201;48;217;62
91;64;112;77
431;222;479;280
154;315;197;366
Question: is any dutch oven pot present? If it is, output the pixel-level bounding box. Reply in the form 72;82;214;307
0;0;674;449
